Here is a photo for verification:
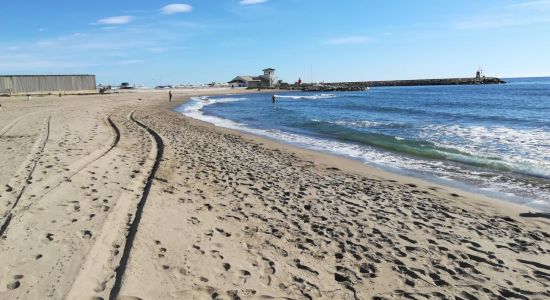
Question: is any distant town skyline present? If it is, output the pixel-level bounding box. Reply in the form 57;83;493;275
1;0;549;86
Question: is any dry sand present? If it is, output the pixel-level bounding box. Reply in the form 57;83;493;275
0;90;548;300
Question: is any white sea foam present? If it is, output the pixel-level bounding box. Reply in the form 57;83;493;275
419;124;550;179
312;119;409;129
332;120;382;128
176;96;249;129
275;94;337;100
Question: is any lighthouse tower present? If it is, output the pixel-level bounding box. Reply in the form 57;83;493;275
476;66;483;80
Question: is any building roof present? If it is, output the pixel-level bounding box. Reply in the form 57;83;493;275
262;68;275;71
228;76;264;83
229;76;254;83
238;76;256;81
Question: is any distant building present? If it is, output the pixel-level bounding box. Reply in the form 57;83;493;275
228;68;278;88
0;75;96;95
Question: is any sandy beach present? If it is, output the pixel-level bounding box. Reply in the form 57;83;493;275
0;90;548;300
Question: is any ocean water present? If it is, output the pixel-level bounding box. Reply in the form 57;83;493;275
175;77;550;211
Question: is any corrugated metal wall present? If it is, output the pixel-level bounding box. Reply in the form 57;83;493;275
0;75;96;94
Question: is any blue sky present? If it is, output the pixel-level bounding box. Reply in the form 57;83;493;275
1;0;549;85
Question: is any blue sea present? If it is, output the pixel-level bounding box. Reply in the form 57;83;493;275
175;77;550;211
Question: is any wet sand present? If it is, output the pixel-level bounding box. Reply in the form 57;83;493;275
0;90;548;299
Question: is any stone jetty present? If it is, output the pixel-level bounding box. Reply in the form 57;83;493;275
301;76;506;91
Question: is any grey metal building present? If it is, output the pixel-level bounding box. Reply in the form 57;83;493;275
0;75;96;94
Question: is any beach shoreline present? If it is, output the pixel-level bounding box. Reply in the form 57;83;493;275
0;90;548;299
169;93;547;216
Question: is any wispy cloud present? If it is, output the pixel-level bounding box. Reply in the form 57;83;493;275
455;0;550;29
325;36;371;45
0;5;206;76
0;14;205;74
36;41;57;48
0;54;93;70
97;16;134;25
117;59;144;65
2;46;21;51
146;47;167;53
455;14;550;29
505;0;550;9
161;4;193;14
240;0;268;5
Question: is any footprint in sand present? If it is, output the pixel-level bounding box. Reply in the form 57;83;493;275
223;263;231;271
7;279;21;290
239;269;252;283
82;230;93;239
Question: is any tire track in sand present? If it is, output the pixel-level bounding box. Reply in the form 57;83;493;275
66;110;163;300
0;116;50;237
109;111;164;299
0;114;28;137
22;116;121;204
0;116;120;238
0;110;54;138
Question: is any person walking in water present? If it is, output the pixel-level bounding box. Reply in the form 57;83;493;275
272;94;276;103
169;91;173;102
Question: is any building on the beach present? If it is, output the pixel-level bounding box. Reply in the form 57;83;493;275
0;75;96;95
228;68;277;88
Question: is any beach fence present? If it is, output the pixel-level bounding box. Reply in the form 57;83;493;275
0;75;96;95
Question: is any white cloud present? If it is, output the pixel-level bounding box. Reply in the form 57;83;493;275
455;14;550;29
505;0;550;9
0;54;92;70
3;46;20;51
147;47;167;53
240;0;268;5
36;41;57;48
0;14;203;74
161;4;193;14
97;16;134;25
325;36;371;45
117;59;144;65
455;0;550;29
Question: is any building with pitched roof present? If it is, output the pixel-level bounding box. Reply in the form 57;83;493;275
228;68;277;88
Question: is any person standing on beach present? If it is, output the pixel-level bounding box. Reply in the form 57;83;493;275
169;91;173;102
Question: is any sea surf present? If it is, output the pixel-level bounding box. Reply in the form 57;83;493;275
175;77;550;211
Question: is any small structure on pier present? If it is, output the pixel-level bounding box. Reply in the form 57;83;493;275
476;67;485;81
